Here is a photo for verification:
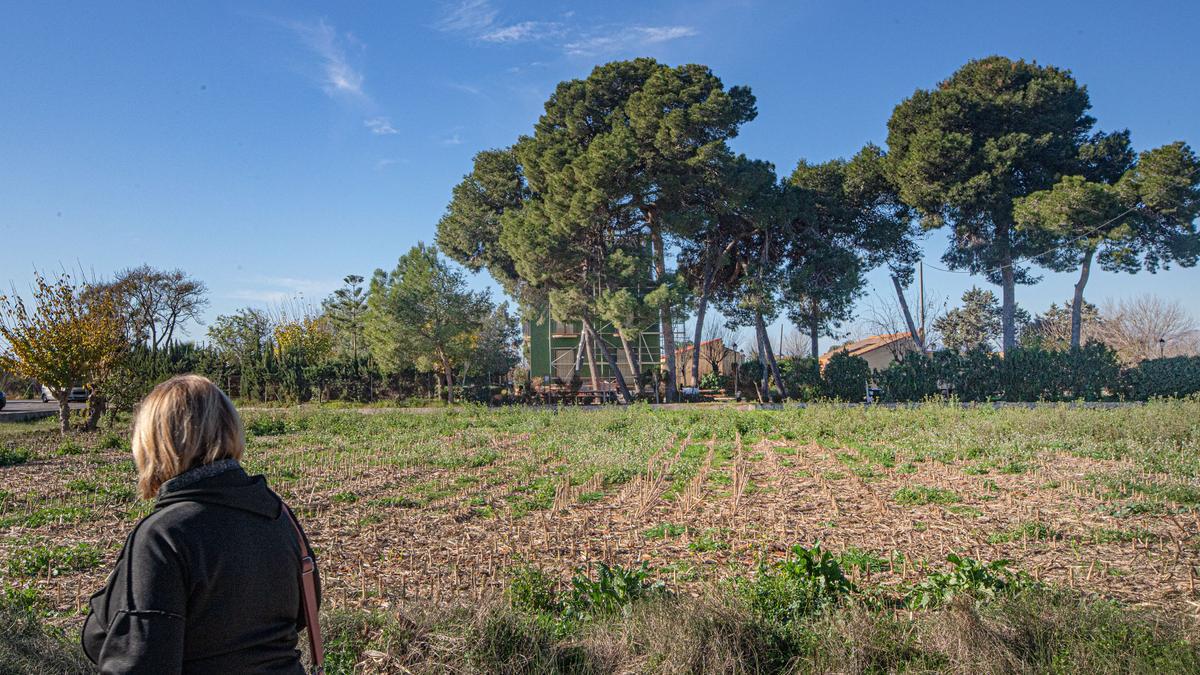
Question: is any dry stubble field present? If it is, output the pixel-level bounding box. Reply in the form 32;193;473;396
3;400;1200;631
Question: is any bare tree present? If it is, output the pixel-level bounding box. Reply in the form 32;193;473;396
860;291;950;356
1096;295;1199;364
695;317;736;380
102;265;209;353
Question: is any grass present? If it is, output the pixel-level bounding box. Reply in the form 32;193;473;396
6;541;103;577
893;485;960;506
0;505;95;529
988;521;1060;544
643;522;686;539
304;585;1200;674
6;567;1198;674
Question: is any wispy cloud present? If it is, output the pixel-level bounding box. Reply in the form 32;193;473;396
435;1;693;54
440;132;464;146
230;276;335;305
364;116;398;134
445;81;485;97
564;25;699;56
480;21;563;43
436;0;498;34
286;19;366;99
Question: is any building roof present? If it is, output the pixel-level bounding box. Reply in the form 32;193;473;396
819;331;917;365
673;338;728;356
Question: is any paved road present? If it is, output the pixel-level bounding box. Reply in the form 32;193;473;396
0;399;85;422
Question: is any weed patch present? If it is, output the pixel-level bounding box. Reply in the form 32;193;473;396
894;485;959;506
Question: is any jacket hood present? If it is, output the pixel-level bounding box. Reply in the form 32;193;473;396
155;463;281;519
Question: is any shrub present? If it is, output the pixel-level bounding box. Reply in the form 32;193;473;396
507;565;561;615
875;344;1126;402
875;353;942;402
822;352;870;402
778;357;822;400
0;446;33;467
1125;356;1200;399
95;431;126;450
54;439;85;456
907;554;1033;609
245;415;289;436
698;371;727;391
738;544;854;630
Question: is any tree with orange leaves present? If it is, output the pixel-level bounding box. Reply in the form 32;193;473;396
0;273;127;433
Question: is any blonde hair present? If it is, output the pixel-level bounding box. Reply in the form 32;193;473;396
131;375;245;499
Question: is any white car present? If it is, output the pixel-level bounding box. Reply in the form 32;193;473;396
41;386;89;403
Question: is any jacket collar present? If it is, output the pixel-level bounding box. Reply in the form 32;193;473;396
154;459;281;519
159;458;242;496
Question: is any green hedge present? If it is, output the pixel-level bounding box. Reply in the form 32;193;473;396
1124;356;1200;399
871;345;1199;403
822;352;872;401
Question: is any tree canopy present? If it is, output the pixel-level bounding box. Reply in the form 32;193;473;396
364;243;492;403
0;273;126;432
887;56;1096;351
1015;141;1200;348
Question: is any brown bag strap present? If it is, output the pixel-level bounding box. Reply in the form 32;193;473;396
282;505;324;674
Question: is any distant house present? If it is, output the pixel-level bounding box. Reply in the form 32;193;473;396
671;338;744;388
819;331;923;372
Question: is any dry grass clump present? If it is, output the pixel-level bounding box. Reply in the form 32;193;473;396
298;586;1199;674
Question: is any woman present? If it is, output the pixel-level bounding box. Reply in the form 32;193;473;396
82;375;321;674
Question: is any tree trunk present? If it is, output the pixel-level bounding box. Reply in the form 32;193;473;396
650;219;678;402
83;393;106;432
582;326;600;397
57;393;71;434
583;320;634;404
1071;247;1095;351
617;330;640;396
690;265;715;390
891;274;925;351
756;311;788;401
439;351;455;404
753;322;766;403
809;317;820;367
1000;261;1017;353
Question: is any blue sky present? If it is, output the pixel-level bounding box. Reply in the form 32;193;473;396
1;1;1198;352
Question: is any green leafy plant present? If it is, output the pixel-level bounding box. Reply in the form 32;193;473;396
54;439;84;456
0;446;32;467
507;565;561;614
738;544;855;630
245;416;288;436
907;554;1033;609
563;562;665;622
688;530;730;553
838;547;900;574
893;485;959;506
6;542;102;577
331;491;359;504
95;431;126;450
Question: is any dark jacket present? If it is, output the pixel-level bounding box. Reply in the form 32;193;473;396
82;460;320;674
